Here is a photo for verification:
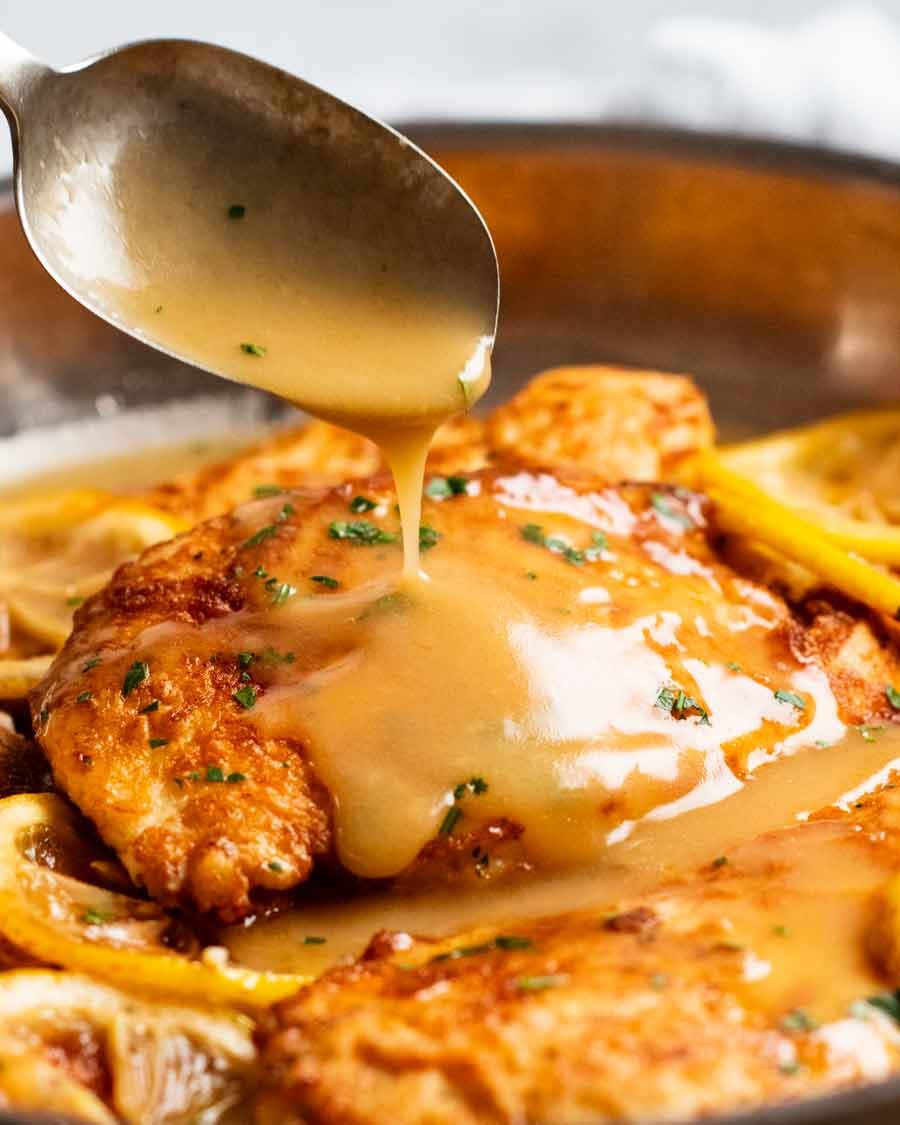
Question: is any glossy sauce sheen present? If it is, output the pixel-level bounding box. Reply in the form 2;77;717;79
128;474;860;889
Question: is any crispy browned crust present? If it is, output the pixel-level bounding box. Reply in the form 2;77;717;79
486;365;715;480
257;787;900;1125
141;366;712;522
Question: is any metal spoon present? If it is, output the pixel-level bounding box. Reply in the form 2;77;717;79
0;32;498;418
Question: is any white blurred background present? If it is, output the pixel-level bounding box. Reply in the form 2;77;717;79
3;0;900;177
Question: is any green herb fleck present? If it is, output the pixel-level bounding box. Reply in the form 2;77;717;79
781;1009;818;1033
148;738;169;749
270;581;297;607
83;908;108;925
233;685;257;710
329;520;396;545
712;855;728;868
226;771;247;784
237;652;254;669
439;805;463;836
774;689;806;710
778;1060;802;1075
261;646;295;665
242;524;278;549
122;661;150;697
267;860;284;873
139;700;160;714
772;924;791;938
651;492;694;529
656;687;710;724
516;975;567;992
240;342;266;357
886;685;900;711
228;203;246;219
494;935;532;950
525;570;538;580
419;524;441;551
311;575;340;589
75;690;92;704
303;935;327;945
66;595;85;607
349;495;377;513
858;724;884;743
205;766;225;783
866;990;900;1023
253;484;283;498
426;476;469;499
726;661;742;673
650;973;669;991
81;658;102;672
521;523;545;545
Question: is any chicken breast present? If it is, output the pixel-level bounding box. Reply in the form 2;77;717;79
140;365;713;523
256;789;900;1125
31;456;900;920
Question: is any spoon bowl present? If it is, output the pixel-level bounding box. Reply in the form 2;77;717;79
0;33;498;424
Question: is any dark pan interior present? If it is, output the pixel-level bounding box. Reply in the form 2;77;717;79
3;123;900;1123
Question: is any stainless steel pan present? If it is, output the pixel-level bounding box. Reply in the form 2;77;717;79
2;123;900;1123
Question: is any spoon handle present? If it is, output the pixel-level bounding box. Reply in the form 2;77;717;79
0;32;48;125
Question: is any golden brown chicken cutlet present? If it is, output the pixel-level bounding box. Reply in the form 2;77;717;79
257;788;900;1125
31;457;900;920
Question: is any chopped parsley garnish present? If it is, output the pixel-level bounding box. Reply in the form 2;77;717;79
237;652;254;669
519;523;602;566
205;766;225;783
525;570;538;580
329;520;396;545
240;342;266;357
122;661;149;697
453;777;488;799
82;908;108;925
311;574;340;589
66;595;85;607
269;581;297;607
253;484;283;498
303;935;327;945
261;646;295;665
774;689;806;710
75;690;92;704
650;492;694;529
781;1009;818;1034
655;687;710;725
148;738;169;749
726;661;742;673
242;523;279;549
267;860;284;873
858;724;884;743
81;658;102;672
886;685;900;711
39;707;49;726
494;935;532;950
778;1060;802;1075
712;855;728;868
516;975;567;992
228;203;246;219
419;524;441;551
772;924;791;938
226;772;246;784
233;685;257;710
425;475;469;499
866;990;900;1023
139;700;160;714
349;495;377;513
438;805;463;836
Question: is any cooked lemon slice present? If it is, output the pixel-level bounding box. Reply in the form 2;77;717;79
0;794;308;1008
0;655;52;701
0;970;254;1124
0;492;187;650
716;409;900;563
694;450;900;621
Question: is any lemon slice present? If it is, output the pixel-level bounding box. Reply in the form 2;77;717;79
0;491;187;650
0;655;52;701
717;409;900;563
0;969;254;1124
0;793;308;1008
